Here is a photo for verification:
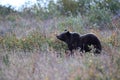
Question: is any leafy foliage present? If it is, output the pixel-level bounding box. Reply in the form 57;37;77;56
88;7;111;26
0;31;67;52
0;5;16;17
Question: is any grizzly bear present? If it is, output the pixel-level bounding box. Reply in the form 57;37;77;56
56;30;102;54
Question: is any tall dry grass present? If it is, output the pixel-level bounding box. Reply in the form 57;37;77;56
0;47;120;80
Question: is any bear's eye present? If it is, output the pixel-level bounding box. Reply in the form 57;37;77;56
64;35;68;38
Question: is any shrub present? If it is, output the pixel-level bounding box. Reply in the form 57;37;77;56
57;16;84;33
0;31;67;52
87;7;111;27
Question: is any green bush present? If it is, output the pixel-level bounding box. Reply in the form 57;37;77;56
0;31;68;52
0;5;16;17
88;7;111;27
57;16;84;33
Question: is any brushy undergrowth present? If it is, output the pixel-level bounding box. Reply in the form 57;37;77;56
0;28;120;52
0;31;67;52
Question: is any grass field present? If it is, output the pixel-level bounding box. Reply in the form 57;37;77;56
0;14;120;80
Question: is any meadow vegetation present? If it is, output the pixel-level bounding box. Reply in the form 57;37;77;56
0;0;120;80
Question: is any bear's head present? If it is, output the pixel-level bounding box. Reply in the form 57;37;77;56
56;30;71;43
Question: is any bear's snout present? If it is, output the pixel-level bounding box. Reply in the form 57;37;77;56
56;35;60;39
56;35;63;41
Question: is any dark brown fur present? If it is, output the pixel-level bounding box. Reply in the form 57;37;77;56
56;30;102;54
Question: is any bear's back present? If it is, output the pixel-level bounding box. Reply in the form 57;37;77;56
70;32;81;43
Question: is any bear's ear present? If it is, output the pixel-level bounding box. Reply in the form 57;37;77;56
64;29;69;33
64;29;67;31
64;29;70;36
66;31;70;36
